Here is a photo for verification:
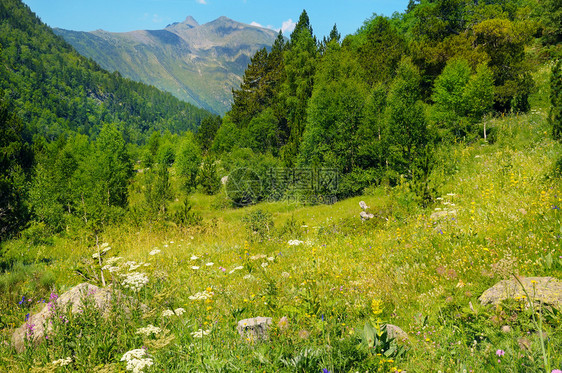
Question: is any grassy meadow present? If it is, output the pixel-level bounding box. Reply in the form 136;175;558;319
1;71;562;372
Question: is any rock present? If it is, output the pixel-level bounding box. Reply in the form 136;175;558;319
12;283;138;352
360;211;374;221
478;277;562;309
237;317;272;342
385;324;409;342
359;201;369;210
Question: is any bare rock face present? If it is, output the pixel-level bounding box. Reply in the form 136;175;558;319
237;317;272;342
478;277;562;309
11;283;132;352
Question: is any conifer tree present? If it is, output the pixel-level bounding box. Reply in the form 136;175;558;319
551;59;562;141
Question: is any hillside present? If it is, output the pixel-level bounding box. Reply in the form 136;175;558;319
0;0;211;142
54;17;280;114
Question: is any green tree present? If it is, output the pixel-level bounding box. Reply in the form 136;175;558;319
280;10;318;166
385;59;430;179
144;162;172;216
196;115;222;152
175;133;202;192
197;156;221;195
551;59;562;140
0;101;33;240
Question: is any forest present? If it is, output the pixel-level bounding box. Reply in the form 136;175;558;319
1;0;562;371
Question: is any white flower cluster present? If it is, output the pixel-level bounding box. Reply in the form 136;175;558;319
228;266;244;274
121;349;153;373
102;265;120;273
121;272;149;292
149;249;161;256
105;256;122;265
52;357;72;367
124;261;143;271
136;324;161;336
188;290;213;301
161;308;186;317
191;329;211;338
288;239;304;246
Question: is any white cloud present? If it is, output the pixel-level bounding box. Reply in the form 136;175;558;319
196;0;207;4
281;19;296;34
250;18;295;34
152;14;163;23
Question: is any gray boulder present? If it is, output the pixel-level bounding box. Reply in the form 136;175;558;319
479;276;562;309
12;283;135;352
237;317;272;342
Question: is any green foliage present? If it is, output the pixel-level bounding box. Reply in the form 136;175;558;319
197;156;221;195
432;59;494;138
550;59;562;140
196;115;222;153
0;100;32;241
175;133;201;192
385;58;431;180
242;209;274;242
144;162;173;216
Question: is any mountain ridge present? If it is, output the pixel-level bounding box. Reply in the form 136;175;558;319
54;16;280;114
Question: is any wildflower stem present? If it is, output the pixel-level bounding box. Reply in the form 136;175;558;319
512;275;549;373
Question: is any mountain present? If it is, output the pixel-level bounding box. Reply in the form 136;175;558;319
54;17;280;114
0;0;211;143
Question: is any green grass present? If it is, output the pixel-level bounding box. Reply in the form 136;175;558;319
1;108;561;372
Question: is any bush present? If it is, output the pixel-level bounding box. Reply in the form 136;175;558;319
242;209;274;242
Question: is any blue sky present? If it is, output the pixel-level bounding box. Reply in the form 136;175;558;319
22;0;409;39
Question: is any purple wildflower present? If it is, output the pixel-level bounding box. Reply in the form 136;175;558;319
496;349;505;357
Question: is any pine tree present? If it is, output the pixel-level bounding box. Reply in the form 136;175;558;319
280;10;318;166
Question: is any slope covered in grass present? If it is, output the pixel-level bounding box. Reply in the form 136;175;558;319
0;101;560;371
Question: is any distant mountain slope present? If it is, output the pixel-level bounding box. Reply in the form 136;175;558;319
54;17;280;114
0;0;211;143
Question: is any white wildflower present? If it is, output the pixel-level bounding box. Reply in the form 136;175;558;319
52;357;72;367
261;262;269;268
281;271;290;278
149;249;161;256
121;349;153;373
243;274;255;280
163;244;168;248
206;262;214;266
121;272;149;292
267;257;275;261
105;256;122;265
228;265;244;274
191;329;210;338
161;309;175;317
250;254;266;260
136;325;161;336
190;255;199;260
174;307;186;316
191;266;200;270
188;290;213;301
92;252;100;259
101;246;111;254
288;240;304;246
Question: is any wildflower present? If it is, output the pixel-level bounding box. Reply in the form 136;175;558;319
121;272;149;292
267;256;275;261
261;262;269;268
121;349;153;373
219;266;226;272
52;357;72;367
281;272;290;278
496;349;505;357
551;370;562;373
149;249;161;256
174;308;185;316
161;309;175;317
189;290;213;301
18;296;25;305
371;299;383;316
206;262;214;266
190;255;199;260
136;325;161;336
191;329;211;338
191;266;200;270
92;252;100;259
243;274;255;280
288;240;304;246
105;256;122;265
